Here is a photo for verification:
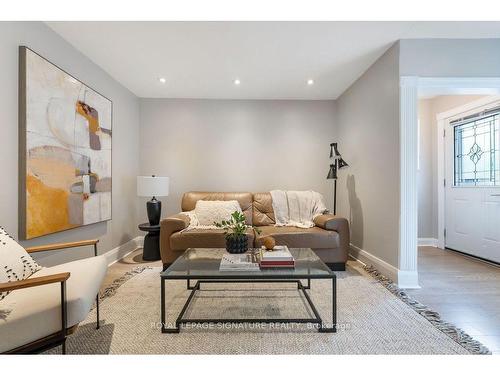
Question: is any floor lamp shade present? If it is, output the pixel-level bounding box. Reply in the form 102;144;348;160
137;176;169;226
327;142;348;215
337;157;349;169
327;164;337;179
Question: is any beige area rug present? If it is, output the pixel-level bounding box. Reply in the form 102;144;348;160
48;264;490;355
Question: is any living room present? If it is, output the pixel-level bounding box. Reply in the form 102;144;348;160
1;1;500;372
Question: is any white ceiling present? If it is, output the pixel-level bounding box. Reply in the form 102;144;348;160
47;22;500;100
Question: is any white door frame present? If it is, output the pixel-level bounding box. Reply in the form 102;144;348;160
436;95;500;250
399;77;500;289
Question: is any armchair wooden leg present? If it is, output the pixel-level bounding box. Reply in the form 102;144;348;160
61;281;67;354
93;242;101;330
96;294;100;329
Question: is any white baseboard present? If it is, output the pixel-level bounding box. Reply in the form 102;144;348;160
349;244;399;283
105;236;144;266
349;243;420;289
418;238;438;247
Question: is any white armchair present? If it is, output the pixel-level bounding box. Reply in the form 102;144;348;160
0;239;107;354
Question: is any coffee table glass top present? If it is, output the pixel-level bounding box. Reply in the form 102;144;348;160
161;248;333;279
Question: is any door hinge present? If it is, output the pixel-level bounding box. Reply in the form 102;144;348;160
443;129;446;138
444;228;447;238
443;178;446;187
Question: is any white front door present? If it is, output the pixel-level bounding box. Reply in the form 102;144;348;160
445;111;500;263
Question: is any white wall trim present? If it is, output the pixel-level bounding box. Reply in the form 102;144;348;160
105;236;144;266
399;76;419;287
435;95;500;121
437;116;446;249
435;95;500;250
418;77;500;89
418;238;438;247
349;244;420;289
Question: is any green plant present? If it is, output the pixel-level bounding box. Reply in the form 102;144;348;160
214;211;261;239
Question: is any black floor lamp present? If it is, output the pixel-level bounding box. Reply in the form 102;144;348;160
327;142;349;215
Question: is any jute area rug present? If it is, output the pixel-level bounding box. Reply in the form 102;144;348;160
48;263;490;354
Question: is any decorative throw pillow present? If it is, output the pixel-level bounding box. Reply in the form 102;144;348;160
0;227;42;301
194;200;243;226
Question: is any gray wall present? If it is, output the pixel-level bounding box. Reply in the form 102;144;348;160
0;22;141;266
139;99;337;218
400;39;500;77
335;43;401;267
417;95;488;239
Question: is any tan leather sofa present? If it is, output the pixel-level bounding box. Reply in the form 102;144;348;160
160;192;349;271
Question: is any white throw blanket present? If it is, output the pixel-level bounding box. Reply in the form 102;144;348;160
270;190;327;228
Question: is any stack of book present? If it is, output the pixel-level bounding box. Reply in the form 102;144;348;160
219;253;260;271
259;246;295;268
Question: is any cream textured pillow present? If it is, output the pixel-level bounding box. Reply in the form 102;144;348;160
0;227;42;301
194;200;243;226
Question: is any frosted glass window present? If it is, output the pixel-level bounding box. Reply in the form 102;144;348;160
454;112;500;186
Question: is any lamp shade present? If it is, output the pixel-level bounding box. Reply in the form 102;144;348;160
326;164;337;179
137;176;169;197
332;143;341;159
338;157;349;169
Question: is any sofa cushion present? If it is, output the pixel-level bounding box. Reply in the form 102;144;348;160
0;227;41;302
255;226;340;249
0;255;107;353
194;200;242;226
252;192;275;226
181;192;253;225
170;228;255;250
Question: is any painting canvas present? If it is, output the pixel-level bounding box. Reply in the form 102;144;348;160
19;47;112;239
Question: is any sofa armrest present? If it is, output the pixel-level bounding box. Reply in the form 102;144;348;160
160;214;191;264
314;214;350;254
0;272;70;293
313;214;345;231
161;214;190;232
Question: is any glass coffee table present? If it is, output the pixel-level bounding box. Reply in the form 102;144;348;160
160;248;336;333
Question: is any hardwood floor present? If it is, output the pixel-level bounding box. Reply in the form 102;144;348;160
405;246;500;354
102;246;500;354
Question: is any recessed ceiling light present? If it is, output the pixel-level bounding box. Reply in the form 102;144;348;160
234;79;241;85
307;79;314;86
159;77;166;84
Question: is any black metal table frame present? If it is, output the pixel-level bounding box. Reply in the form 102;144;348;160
160;274;336;333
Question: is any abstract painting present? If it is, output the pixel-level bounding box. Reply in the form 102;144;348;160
19;47;112;239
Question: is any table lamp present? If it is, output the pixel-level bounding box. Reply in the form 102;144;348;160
137;175;169;225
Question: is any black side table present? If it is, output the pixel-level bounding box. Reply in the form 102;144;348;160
138;223;161;261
